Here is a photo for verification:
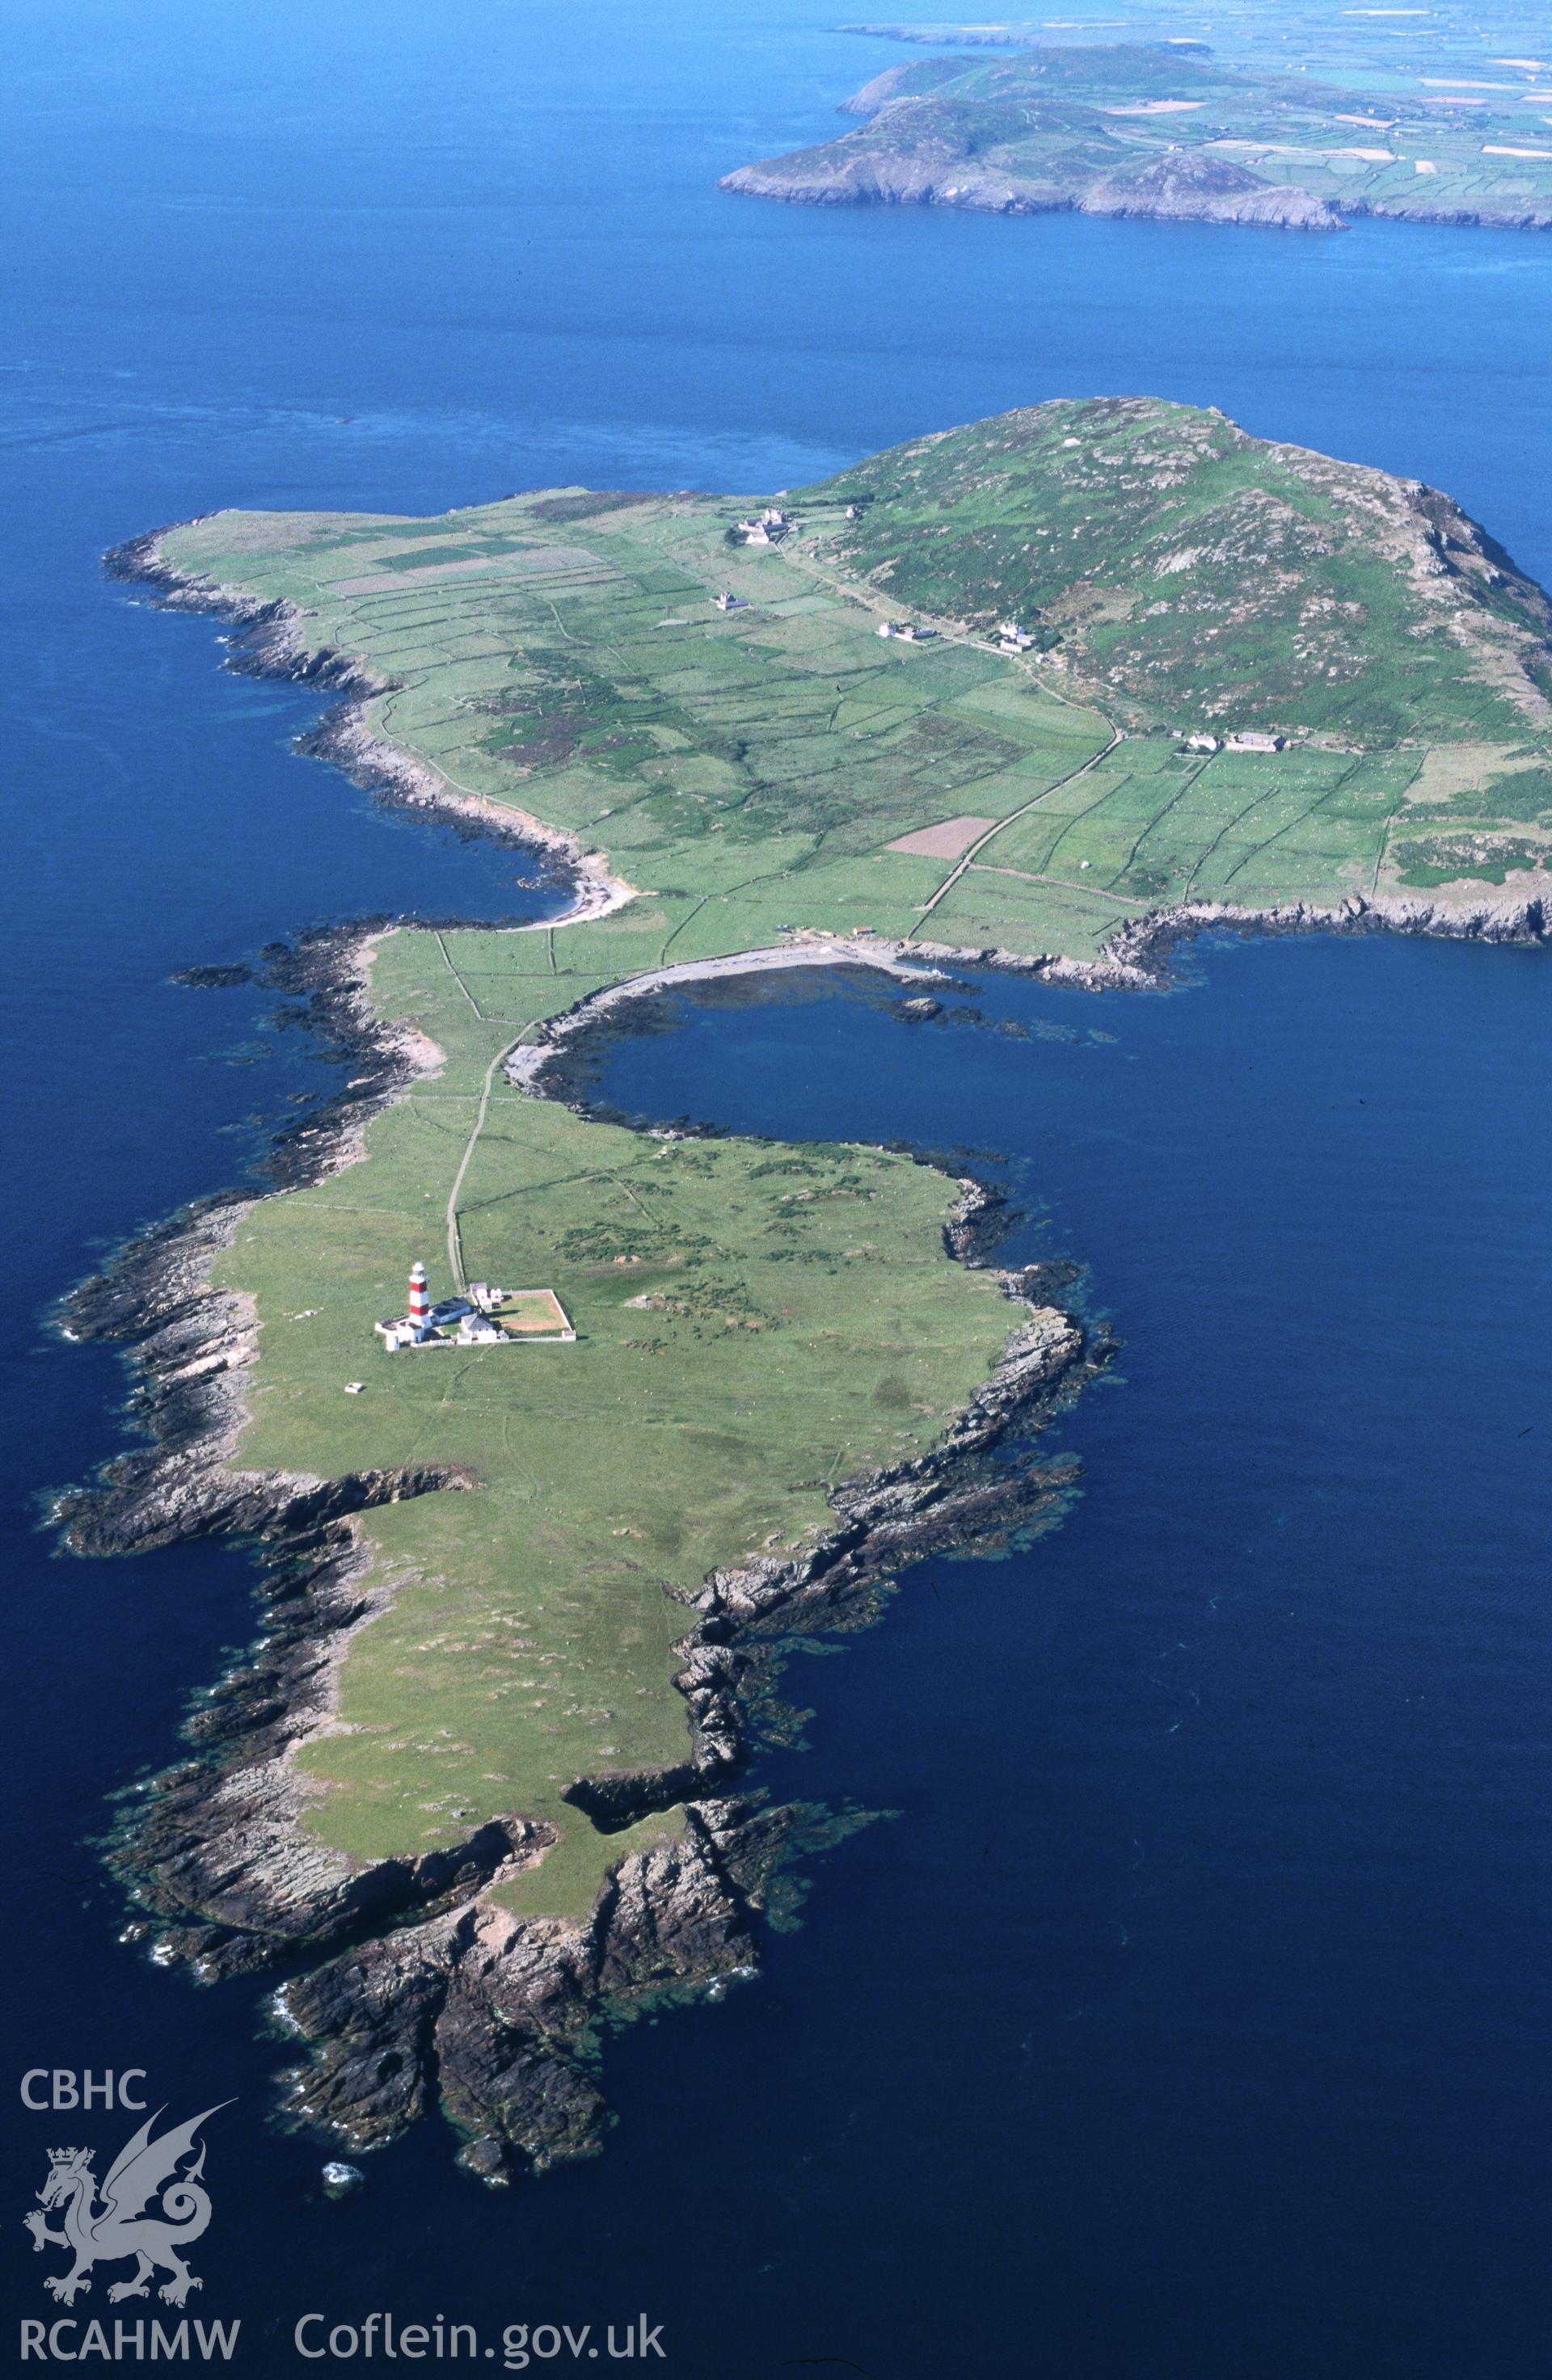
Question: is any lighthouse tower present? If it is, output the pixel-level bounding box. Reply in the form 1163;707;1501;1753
407;1262;429;1337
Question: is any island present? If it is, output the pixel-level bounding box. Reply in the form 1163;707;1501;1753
76;397;1551;2180
720;40;1552;231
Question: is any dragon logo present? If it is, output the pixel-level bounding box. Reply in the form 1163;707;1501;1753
24;2104;229;2308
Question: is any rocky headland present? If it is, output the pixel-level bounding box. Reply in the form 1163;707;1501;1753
67;945;1101;2175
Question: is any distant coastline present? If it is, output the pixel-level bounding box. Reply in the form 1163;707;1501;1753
722;40;1552;234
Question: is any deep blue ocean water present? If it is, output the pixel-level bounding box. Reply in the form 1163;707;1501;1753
2;3;1549;2372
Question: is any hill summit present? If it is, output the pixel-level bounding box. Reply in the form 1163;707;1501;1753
798;397;1552;743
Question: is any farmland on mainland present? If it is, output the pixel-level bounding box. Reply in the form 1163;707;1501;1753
144;398;1552;1919
723;40;1552;232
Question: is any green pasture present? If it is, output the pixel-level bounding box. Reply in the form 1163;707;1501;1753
213;923;1014;1916
161;401;1552;957
161;495;1121;959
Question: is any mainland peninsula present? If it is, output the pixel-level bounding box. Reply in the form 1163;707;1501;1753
721;40;1552;230
77;398;1551;2179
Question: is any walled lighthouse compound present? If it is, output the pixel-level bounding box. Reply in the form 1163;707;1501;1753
375;1261;575;1352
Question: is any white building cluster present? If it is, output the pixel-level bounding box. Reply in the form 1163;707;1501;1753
374;1265;575;1352
737;507;791;546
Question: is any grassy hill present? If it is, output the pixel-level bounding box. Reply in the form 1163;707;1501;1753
796;397;1552;746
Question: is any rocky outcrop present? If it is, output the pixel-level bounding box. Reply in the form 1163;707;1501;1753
272;1800;770;2176
1081;150;1343;231
720;145;1073;215
690;1301;1093;1630
106;527;385;703
912;883;1550;997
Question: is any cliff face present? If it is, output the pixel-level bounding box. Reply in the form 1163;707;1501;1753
720;147;1068;213
1350;196;1552;232
272;1798;778;2176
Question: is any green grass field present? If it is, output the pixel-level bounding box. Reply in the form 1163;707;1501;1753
160;398;1552;973
213;918;1014;1915
149;399;1552;1921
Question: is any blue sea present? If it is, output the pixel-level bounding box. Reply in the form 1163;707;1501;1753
2;4;1549;2373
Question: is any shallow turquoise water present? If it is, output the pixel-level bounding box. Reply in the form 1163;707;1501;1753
1;4;1549;2371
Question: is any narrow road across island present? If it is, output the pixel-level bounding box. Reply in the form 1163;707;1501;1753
445;1038;519;1290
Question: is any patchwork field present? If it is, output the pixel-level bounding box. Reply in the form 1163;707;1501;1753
158;397;1552;971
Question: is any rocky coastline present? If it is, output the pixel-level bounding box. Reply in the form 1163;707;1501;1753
721;145;1552;235
258;1266;1094;2182
63;897;1105;2181
59;923;453;1560
910;883;1550;996
719;145;1345;231
65;849;1542;2184
721;58;1552;237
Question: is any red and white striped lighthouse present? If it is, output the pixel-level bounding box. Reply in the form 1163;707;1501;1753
407;1262;429;1334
